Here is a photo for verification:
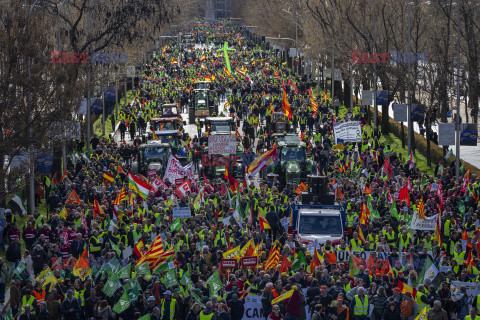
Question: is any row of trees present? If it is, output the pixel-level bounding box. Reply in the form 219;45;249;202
233;0;480;128
0;0;201;205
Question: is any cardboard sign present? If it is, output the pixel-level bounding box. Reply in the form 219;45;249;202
175;178;184;186
147;169;157;177
241;256;258;268
172;207;191;219
221;258;238;269
174;180;191;199
208;135;237;154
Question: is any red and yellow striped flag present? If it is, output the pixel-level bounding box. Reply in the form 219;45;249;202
136;235;165;266
113;187;127;205
103;171;114;182
264;243;280;271
281;83;292;120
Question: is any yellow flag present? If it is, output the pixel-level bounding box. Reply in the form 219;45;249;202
223;245;240;259
35;267;53;283
271;289;294;305
59;206;68;220
42;274;58;288
414;307;427;320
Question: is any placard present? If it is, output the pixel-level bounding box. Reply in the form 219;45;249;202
126;65;136;78
393;104;408;122
221;258;237;269
163;155;195;184
174;180;191;199
172;207;191;219
208;135;237;154
147;169;157;177
151;177;167;193
409;211;436;231
241;256;258;268
438;123;455;146
333;121;362;143
361;90;373;105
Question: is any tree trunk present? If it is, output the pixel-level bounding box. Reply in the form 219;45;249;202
343;79;352;109
381;105;389;135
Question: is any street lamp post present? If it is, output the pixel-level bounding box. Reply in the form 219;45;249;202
370;0;378;137
406;0;412;155
455;0;461;180
57;0;69;171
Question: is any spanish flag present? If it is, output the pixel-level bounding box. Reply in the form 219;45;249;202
281;83;292;120
134;239;144;259
224;166;239;193
397;281;417;298
103;171;114;182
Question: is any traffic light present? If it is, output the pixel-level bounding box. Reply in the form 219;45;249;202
261;36;265;43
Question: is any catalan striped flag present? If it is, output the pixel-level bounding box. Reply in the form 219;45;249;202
308;88;318;115
93;199;105;217
264;243;280;271
150;247;175;270
113;187;127;205
246;145;278;178
136;235;165;266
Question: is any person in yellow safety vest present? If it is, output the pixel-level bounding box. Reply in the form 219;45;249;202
415;285;430;312
349;287;369;320
383;226;397;249
313;132;322;145
89;230;102;257
442;215;452;241
199;301;216;320
22;289;37;313
453;243;466;265
466;308;480;320
350;232;363;251
345;210;358;237
144;218;153;234
160;290;177;320
399;230;412;251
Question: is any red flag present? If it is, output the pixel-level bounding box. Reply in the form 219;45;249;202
436;182;444;208
397;186;411;206
383;158;393;179
462;169;471;193
224;166;239;193
280;255;292;273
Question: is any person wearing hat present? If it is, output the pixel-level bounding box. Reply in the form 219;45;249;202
160;290;178;320
200;301;217;320
172;288;186;319
145;296;159;314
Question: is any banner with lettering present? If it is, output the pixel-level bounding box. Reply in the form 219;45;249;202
163;155;195;185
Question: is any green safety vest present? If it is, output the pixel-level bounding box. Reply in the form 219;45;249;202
132;230;142;243
354;295;368;316
350;239;362;251
415;292;429;312
466;316;480;320
346;215;356;227
144;224;153;233
444;220;451;237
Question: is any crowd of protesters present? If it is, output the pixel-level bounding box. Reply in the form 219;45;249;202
2;20;480;320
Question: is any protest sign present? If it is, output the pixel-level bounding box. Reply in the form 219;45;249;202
151;177;167;193
172;207;191;219
241;256;258;268
163;155;195;184
452;281;480;299
174;180;191;199
147;169;156;177
409;211;436;231
333;121;362;143
220;259;237;269
208;134;237;154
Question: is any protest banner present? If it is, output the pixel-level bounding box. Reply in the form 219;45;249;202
452;281;480;299
147;169;157;177
409;211;436;231
208;134;237;154
172;207;191;219
243;295;312;320
333;121;362;143
163;155;195;184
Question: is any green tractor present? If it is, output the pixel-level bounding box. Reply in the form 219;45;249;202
189;86;218;124
267;135;313;186
131;141;171;176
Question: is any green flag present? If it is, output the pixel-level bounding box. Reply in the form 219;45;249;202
113;291;131;314
205;269;223;296
191;291;206;308
103;276;122;297
127;286;141;302
418;255;439;284
348;256;362;278
123;276;140;292
12;262;27;278
291;251;307;271
138;314;151;320
180;264;193;288
389;201;399;219
367;196;380;219
170;218;182;231
161;269;178;288
100;258;120;276
115;263;131;279
135;262;151;277
110;240;122;256
154;256;175;274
